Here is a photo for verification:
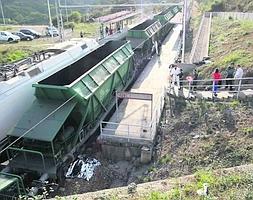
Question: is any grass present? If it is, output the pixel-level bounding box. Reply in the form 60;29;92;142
144;170;253;200
73;22;100;38
158;154;172;165
0;22;99;64
0;39;55;64
199;17;253;78
0;26;15;31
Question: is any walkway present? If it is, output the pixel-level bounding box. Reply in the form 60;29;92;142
190;12;212;64
100;24;182;144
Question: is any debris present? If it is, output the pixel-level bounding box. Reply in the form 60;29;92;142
127;182;137;194
197;183;209;196
66;157;101;181
193;134;200;139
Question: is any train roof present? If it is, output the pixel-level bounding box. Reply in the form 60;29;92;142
8;99;76;142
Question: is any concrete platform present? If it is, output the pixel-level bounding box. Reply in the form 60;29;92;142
99;25;182;161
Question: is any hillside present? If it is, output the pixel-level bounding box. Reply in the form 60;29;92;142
0;0;175;25
196;0;253;13
199;17;253;78
56;165;253;199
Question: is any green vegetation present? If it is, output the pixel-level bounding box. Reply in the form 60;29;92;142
148;191;170;200
145;170;253;200
0;41;50;64
0;0;130;25
158;154;172;165
73;22;100;37
197;0;253;13
199;17;253;78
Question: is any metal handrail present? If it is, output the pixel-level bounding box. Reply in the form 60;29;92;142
7;147;46;172
181;77;253;83
0;172;26;195
101;121;150;129
169;77;253;99
100;87;166;141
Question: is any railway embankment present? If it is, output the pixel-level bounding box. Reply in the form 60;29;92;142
198;16;253;78
55;163;253;200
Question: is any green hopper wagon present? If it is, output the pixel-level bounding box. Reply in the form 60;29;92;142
154;5;181;41
127;19;162;69
4;41;134;182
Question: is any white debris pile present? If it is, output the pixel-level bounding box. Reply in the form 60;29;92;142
65;157;101;181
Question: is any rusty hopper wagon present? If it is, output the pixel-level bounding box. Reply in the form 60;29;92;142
0;40;134;198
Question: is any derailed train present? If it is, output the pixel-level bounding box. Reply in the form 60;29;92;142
0;6;181;198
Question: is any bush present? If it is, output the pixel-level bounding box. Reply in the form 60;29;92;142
64;22;75;29
69;11;81;23
149;191;168;200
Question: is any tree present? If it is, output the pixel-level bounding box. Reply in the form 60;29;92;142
69;11;81;23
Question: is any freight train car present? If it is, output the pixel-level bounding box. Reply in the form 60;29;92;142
0;6;182;199
0;40;134;198
154;5;181;41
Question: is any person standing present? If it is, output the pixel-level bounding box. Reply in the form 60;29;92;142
179;68;184;90
168;64;173;85
154;40;159;56
234;65;243;90
105;26;109;35
212;68;222;96
225;63;235;91
170;64;181;88
80;31;84;38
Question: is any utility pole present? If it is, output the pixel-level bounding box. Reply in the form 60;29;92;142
141;0;143;19
0;0;6;25
65;0;69;23
55;0;60;29
47;0;53;26
57;0;64;42
47;0;54;40
182;0;187;63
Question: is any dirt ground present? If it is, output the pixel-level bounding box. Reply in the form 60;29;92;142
144;98;253;181
52;98;253;198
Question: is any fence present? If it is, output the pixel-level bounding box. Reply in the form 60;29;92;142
212;12;253;20
169;77;253;99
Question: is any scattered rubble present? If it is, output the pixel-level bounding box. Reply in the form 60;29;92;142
66;157;101;181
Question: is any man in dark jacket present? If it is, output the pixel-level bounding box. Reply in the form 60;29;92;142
225;63;235;91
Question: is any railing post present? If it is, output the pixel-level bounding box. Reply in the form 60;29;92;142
212;80;215;97
237;79;242;99
100;121;103;135
127;125;130;143
187;80;191;98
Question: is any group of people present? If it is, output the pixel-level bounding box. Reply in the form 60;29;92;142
212;63;244;95
168;62;244;96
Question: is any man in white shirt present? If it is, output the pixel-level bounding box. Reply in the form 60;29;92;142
170;64;181;88
234;65;243;90
234;65;243;79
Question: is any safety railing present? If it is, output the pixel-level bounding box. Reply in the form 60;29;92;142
100;87;166;142
6;147;46;172
168;77;253;99
100;121;152;142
